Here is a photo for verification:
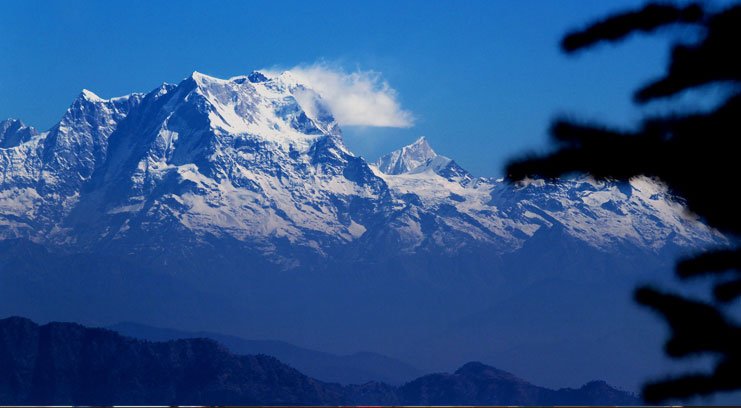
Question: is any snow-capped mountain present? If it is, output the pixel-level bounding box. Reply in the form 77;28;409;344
376;136;440;175
376;136;471;180
0;71;726;393
0;71;721;263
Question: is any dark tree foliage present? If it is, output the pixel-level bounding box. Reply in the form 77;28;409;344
505;2;741;403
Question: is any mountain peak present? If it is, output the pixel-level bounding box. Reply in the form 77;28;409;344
0;118;38;148
375;136;439;175
79;89;104;102
1;118;24;134
454;361;519;381
166;69;341;145
247;71;269;83
411;135;429;147
189;70;207;80
374;136;474;180
187;71;230;89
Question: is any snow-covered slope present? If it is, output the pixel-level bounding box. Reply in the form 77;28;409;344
372;136;719;254
376;136;440;174
375;136;471;180
0;71;722;263
0;91;143;240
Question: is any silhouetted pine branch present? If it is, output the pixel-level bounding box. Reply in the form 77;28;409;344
505;1;741;403
562;3;704;53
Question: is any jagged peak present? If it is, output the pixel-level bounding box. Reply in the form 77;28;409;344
185;71;235;91
247;71;269;83
400;136;437;159
189;70;210;82
140;69;342;151
1;118;38;148
274;70;297;81
53;90;143;141
189;70;273;86
73;89;140;106
79;88;104;102
375;136;439;175
1;118;34;132
148;82;175;99
264;70;312;91
181;69;315;98
410;135;431;148
1;118;24;128
375;136;474;180
173;72;240;104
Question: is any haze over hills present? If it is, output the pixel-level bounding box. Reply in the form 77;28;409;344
0;317;639;406
109;321;423;385
0;70;725;392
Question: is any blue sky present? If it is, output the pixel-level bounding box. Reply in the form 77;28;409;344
1;0;673;176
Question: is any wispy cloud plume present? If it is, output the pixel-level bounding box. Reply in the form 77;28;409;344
273;63;414;128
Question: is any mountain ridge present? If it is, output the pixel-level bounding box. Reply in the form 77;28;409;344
0;316;639;405
0;70;722;262
108;321;423;385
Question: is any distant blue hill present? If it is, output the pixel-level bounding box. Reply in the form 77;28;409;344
108;321;422;385
0;316;639;406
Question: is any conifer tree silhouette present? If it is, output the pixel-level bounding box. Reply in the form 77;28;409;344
505;2;741;403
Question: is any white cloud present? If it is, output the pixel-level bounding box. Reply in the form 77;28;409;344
272;64;414;128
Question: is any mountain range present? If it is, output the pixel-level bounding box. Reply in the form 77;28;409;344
0;70;725;392
0;70;719;258
0;317;638;405
108;321;423;385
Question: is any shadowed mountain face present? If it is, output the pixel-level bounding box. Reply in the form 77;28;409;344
0;119;37;148
0;317;638;406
